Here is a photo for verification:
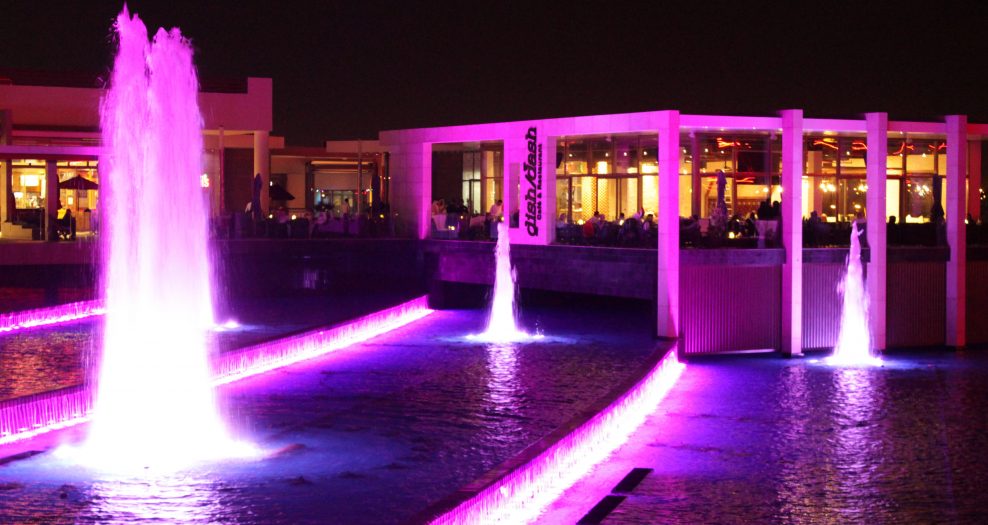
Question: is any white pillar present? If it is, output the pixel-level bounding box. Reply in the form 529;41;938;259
946;115;967;348
657;111;680;339
780;110;803;356
969;140;981;222
253;130;270;216
389;142;431;239
866;113;888;351
507;124;556;246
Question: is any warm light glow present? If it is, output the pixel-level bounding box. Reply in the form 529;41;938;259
22;174;40;187
200;173;210;187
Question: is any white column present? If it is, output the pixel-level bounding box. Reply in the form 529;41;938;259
389;142;431;239
253;130;270;216
866;112;888;351
946;115;967;348
780;109;803;356
969;140;981;222
657;111;680;339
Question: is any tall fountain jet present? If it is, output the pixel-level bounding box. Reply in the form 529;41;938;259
828;221;882;366
85;7;242;468
472;221;531;342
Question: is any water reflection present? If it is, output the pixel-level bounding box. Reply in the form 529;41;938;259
775;364;887;522
829;367;886;521
86;472;230;524
483;343;523;440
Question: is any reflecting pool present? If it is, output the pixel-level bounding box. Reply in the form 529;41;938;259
0;304;657;524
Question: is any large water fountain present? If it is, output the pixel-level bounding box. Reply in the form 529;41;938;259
83;7;247;468
827;221;882;366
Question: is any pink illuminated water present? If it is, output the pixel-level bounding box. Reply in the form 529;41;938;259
84;7;243;468
471;222;531;342
828;222;881;366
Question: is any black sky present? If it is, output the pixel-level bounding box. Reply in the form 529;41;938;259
2;1;987;146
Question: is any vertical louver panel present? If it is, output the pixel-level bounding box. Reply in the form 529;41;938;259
680;265;781;354
966;260;988;345
802;263;844;350
887;262;945;347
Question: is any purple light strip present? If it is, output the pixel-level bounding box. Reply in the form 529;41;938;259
0;300;105;334
0;386;92;446
427;348;685;525
211;296;433;385
0;296;432;447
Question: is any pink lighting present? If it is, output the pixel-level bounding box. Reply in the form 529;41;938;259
84;7;240;469
211;296;433;385
0;300;104;333
0;296;432;448
427;348;684;525
0;386;91;446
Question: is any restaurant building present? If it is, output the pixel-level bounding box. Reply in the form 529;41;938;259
382;110;988;354
0;70;384;240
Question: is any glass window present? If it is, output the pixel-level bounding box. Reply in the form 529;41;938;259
11;160;47;210
482;149;502;215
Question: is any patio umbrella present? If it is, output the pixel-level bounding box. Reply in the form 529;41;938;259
59;175;99;191
269;183;295;201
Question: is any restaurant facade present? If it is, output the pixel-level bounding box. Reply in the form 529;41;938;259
382;110;988;354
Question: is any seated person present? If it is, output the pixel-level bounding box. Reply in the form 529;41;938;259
56;203;75;239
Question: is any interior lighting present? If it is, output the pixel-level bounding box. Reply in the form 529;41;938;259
291;214;297;220
200;173;210;188
22;175;40;187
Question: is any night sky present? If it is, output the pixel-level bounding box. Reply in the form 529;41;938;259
2;1;987;146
